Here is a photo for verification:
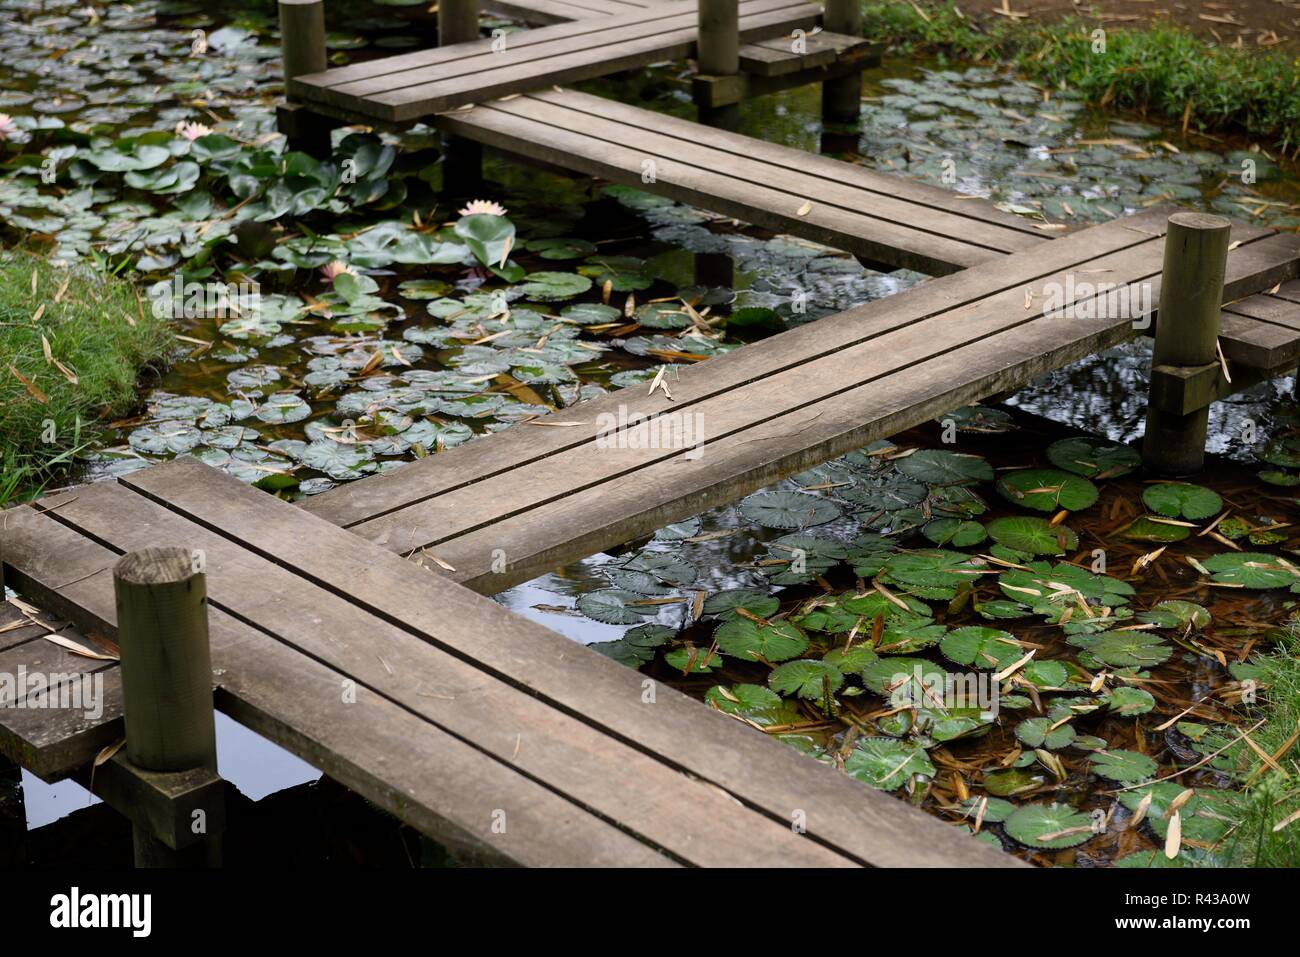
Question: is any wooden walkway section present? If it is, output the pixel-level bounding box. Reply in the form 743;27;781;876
289;0;818;122
439;88;1045;275
302;210;1300;592
0;463;1013;867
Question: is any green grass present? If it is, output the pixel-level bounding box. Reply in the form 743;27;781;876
0;252;172;504
862;2;1300;153
1216;624;1300;867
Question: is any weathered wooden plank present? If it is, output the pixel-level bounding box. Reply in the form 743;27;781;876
530;87;1046;240
487;91;1042;254
1223;292;1300;331
0;506;673;867
303;209;1175;531
353;227;1294;586
31;481;845;868
292;0;818;120
442;102;1022;273
0;664;122;782
121;459;1020;868
1270;278;1300;304
739;30;871;76
1218;310;1300;369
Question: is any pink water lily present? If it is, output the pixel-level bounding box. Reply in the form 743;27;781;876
457;199;507;217
0;114;17;141
176;121;213;141
321;260;356;284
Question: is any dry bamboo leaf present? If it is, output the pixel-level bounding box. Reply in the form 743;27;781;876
1165;809;1182;859
796;199;813;217
43;632;118;661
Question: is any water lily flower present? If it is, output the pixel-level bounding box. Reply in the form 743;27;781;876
176;121;213;141
321;260;356;284
458;199;507;217
0;114;17;141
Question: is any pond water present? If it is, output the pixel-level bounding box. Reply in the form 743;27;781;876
2;0;1298;866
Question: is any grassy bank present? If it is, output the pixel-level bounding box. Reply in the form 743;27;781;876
0;253;172;504
862;2;1300;154
1218;625;1300;866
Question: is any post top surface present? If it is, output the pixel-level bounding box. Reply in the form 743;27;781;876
115;546;198;585
1167;211;1232;232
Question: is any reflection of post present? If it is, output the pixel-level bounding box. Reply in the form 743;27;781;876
276;0;332;156
0;755;24;868
697;0;741;131
114;547;221;867
822;0;863;125
441;0;483;194
1141;213;1232;475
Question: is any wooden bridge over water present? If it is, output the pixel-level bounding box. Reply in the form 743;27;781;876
3;0;1300;867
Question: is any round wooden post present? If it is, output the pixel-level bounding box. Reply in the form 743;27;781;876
279;0;327;82
440;0;481;46
698;0;740;130
440;0;483;193
277;0;331;155
114;547;218;866
822;0;863;125
1142;212;1232;475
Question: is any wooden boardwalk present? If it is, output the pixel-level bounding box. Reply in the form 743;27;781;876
303;210;1300;591
0;463;1013;867
289;0;819;121
3;0;1300;868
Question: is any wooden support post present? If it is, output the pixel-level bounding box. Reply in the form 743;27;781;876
113;547;221;867
0;753;25;867
696;0;741;131
1142;212;1232;475
276;0;332;156
440;0;483;195
821;0;863;125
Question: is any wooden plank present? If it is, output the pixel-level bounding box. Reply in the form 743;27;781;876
485;0;637;25
30;481;846;868
0;506;673;868
428;232;1300;592
530;87;1046;240
443;101;1024;273
1218;310;1300;369
344;226;1294;587
739;31;871;77
488;91;1043;255
121;459;1021;868
1270;278;1300;304
302;209;1175;531
1223;292;1300;330
0;667;122;782
292;0;818;121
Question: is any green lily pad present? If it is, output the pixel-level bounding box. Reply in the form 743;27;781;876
1005;803;1095;849
575;589;658;625
702;588;780;621
896;449;993;484
1089;749;1158;782
1106;686;1156;716
1137;600;1210;630
1047;437;1139;478
715;618;809;663
923;517;986;547
997;468;1098;512
939;626;1021;669
739;490;841;529
664;645;721;673
1142;482;1222;520
1201;552;1300;589
1119;515;1191;543
768;659;844;700
986;516;1078;556
518;271;593;300
1016;717;1076;750
845;737;935;790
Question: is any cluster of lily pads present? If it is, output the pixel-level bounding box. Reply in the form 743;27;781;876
570;412;1297;863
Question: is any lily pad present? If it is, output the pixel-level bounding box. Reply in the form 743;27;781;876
986;516;1078;556
739;490;841;529
1089;749;1158;783
715;618;809;663
1201;552;1300;589
845;737;935;790
1005;803;1095;849
1142;482;1222;520
896;449;993;484
575;589;658;625
1046;437;1139;478
769;659;845;700
997;468;1098;512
